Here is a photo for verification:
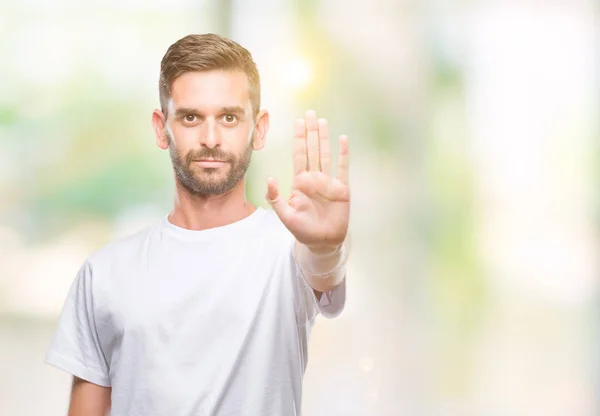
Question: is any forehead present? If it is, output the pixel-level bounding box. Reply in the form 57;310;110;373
170;70;251;112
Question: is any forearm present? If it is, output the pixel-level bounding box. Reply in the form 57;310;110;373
294;240;348;293
68;377;111;416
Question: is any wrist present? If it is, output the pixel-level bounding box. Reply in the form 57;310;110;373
295;241;348;277
306;243;342;255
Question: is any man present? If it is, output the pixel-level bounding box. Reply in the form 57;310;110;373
45;33;350;416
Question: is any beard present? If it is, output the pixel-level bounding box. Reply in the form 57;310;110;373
166;131;253;196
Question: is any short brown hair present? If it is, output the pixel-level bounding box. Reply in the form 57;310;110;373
159;33;261;118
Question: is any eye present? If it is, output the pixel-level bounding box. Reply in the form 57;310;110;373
184;114;197;123
221;114;238;124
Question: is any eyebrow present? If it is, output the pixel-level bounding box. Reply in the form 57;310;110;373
221;106;246;116
174;106;246;117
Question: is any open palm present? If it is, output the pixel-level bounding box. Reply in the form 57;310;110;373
266;110;350;251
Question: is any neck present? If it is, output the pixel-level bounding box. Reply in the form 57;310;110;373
168;177;256;231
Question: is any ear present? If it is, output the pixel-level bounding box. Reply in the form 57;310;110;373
152;109;169;150
251;109;270;151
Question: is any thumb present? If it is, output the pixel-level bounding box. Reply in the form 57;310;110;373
266;176;292;222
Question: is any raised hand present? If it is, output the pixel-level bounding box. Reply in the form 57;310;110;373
266;110;350;252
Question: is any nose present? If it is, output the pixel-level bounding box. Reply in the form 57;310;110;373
199;117;221;149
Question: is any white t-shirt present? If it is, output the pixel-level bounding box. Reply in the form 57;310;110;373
45;207;345;416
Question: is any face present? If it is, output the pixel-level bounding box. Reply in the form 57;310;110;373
153;70;268;196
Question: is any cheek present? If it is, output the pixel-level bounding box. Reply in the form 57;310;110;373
246;125;255;144
170;124;196;143
168;125;198;152
222;124;249;138
223;119;252;136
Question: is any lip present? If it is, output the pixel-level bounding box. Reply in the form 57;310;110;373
193;160;227;168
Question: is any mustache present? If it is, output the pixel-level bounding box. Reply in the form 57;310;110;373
185;148;234;164
164;129;235;164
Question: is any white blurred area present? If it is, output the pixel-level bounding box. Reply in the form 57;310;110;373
1;0;598;415
465;3;599;416
468;3;598;305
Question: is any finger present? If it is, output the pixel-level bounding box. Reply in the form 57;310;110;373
318;118;331;175
293;118;307;175
305;110;320;172
265;177;293;222
337;135;349;185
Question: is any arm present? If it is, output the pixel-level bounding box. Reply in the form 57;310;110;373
44;261;112;412
267;110;351;294
294;240;348;294
68;377;111;416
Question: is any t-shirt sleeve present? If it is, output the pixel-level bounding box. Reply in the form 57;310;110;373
291;242;346;325
45;260;111;387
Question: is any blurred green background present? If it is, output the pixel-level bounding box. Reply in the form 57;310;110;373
1;0;598;414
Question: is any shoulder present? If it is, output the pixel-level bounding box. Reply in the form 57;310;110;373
86;219;160;270
259;208;295;245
